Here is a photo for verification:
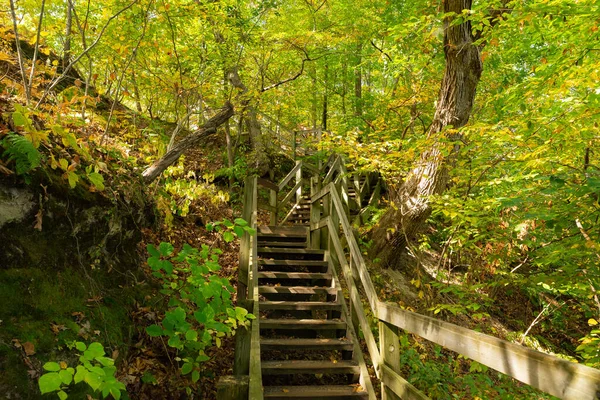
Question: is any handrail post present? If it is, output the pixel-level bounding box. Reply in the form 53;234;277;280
293;130;297;161
295;161;302;205
233;176;254;376
310;177;321;249
380;320;402;400
269;171;277;225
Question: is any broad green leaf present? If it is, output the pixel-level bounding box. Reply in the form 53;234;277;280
39;373;62;394
43;362;61;372
181;362;193;375
146;325;163;337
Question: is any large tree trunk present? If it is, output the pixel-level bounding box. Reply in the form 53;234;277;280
142;102;234;183
372;0;483;267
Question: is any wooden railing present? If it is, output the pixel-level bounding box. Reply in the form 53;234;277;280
227;176;262;400
310;162;600;400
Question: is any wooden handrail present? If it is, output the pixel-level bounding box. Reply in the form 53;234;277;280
248;177;263;399
309;166;600;400
378;301;600;400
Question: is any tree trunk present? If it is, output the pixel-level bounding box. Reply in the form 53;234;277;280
142;102;234;183
372;0;483;268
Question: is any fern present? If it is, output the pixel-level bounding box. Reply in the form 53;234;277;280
2;133;41;175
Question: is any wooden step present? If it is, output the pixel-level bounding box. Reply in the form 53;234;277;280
258;272;331;280
264;385;368;399
262;360;359;375
258;241;307;248
258;286;336;295
259;226;309;235
259;301;341;311
258;232;307;239
261;338;353;351
258;260;328;270
260;318;346;330
258;248;325;260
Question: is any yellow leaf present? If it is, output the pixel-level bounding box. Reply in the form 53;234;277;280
589;319;598;326
59;361;67;369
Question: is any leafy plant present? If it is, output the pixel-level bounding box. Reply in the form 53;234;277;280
576;319;600;368
2;133;41;175
38;341;125;399
145;223;255;385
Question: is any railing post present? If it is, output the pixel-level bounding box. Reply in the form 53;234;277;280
380;320;402;400
268;171;277;225
233;176;254;376
310;177;321;249
295;161;302;205
293;130;297;161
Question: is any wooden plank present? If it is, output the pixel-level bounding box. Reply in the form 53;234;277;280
262;360;359;375
380;321;402;400
260;318;346;330
259;301;341;311
257;272;332;279
258;177;279;191
216;375;249;400
260;338;353;351
310;184;332;203
380;365;430;400
322;156;340;185
329;184;378;314
327;233;381;378
248;178;263;400
280;180;302;208
310;216;330;231
326;258;377;400
258;286;336;295
278;161;302;191
377;301;600;400
264;385;368;399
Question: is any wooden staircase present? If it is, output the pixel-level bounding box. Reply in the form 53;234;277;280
256;225;371;399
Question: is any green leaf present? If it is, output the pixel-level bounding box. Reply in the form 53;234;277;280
181;362;193;375
234;218;248;226
75;342;87;351
233;226;244;238
87;172;105;190
223;231;234;243
192;369;200;382
185;330;198;341
39;373;62;394
235;307;248;320
146;325;163;337
84;370;103;391
95;356;114;367
168;335;182;348
67;171;79;188
57;390;68;400
43;362;61;372
12;111;27;127
74;365;86;384
59;369;73;385
84;342;105;359
147;244;160;258
159;242;174;257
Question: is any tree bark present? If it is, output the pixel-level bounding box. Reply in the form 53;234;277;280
142;102;234;183
372;0;483;267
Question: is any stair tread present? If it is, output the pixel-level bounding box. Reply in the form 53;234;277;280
260;318;346;329
258;248;325;254
259;260;328;266
258;233;308;239
261;338;353;350
259;301;341;310
259;286;336;294
258;241;308;248
262;360;359;374
258;272;332;279
264;385;367;399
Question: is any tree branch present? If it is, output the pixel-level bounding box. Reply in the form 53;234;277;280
142;102;234;183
